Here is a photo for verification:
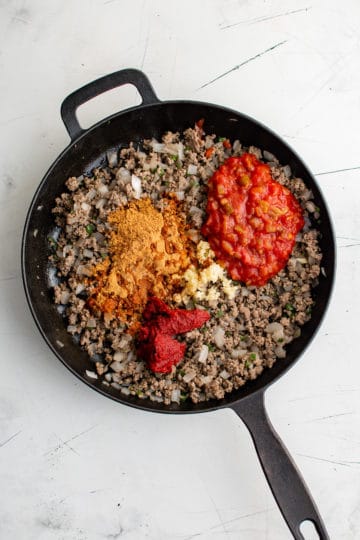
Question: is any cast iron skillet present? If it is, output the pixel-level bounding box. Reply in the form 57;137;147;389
22;69;335;539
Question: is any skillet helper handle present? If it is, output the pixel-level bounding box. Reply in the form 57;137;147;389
61;68;159;141
232;391;329;540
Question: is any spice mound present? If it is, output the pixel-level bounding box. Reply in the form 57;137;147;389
88;197;194;327
201;153;305;286
137;297;210;373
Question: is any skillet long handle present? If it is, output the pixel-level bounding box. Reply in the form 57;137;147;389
61;68;160;141
231;391;329;539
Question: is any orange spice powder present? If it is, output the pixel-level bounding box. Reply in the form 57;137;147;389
87;197;195;329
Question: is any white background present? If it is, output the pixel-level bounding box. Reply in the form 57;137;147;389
1;1;359;538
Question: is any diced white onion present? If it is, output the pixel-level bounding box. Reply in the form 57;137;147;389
175;191;185;201
189;205;203;215
131;174;142;199
87;318;96;328
200;375;213;385
81;202;91;211
266;322;284;334
171;389;181;404
110;361;123;372
187;164;198;175
67;325;77;333
76;265;92;276
275;346;286;358
93;232;105;243
231;348;247;359
213;326;225;349
183;371;196;383
95;198;106;209
116;167;131;182
33;229;38;238
86;370;98;379
197;344;209;364
263;150;277;162
150;394;164;402
56;340;64;348
220;369;230;379
75;283;85;295
83;249;93;259
233;140;242;153
87;188;97;200
121;387;131;395
178;142;184;161
114;351;125;362
107;150;118;168
60;290;70;304
150;139;165;152
98;184;109;195
283;165;291;178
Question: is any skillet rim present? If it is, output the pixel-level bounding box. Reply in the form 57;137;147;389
21;98;336;414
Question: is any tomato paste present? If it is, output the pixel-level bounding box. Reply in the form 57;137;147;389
201;153;304;286
137;297;210;373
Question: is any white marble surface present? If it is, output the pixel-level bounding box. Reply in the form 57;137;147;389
0;1;359;538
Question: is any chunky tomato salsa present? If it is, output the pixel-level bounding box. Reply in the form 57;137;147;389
201;153;304;286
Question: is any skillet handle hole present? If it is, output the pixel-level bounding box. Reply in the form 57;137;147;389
76;85;142;131
300;520;321;539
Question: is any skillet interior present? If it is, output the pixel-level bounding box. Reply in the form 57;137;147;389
22;100;335;413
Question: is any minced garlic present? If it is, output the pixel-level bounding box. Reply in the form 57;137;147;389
176;241;239;304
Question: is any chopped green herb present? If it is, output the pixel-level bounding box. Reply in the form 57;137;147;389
190;180;199;188
179;369;186;377
240;335;247;341
136;389;143;397
315;206;320;213
216;309;224;318
158;168;165;177
47;236;57;249
249;353;257;361
150;167;157;174
277;338;284;343
180;392;189;402
101;252;108;259
86;223;95;235
244;360;251;369
185;145;192;152
207;343;216;352
200;326;207;333
285;303;295;313
218;137;226;142
164;180;170;187
306;306;312;315
170;154;178;162
225;330;231;337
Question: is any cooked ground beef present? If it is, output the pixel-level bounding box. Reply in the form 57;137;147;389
49;126;322;404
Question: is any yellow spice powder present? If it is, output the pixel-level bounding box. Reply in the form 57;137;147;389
88;197;194;327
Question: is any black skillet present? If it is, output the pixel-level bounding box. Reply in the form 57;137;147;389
22;69;335;539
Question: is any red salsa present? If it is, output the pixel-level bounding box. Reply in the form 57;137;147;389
201;153;304;286
137;297;210;373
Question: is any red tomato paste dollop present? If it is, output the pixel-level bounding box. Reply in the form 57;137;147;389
137;297;210;373
201;153;304;286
